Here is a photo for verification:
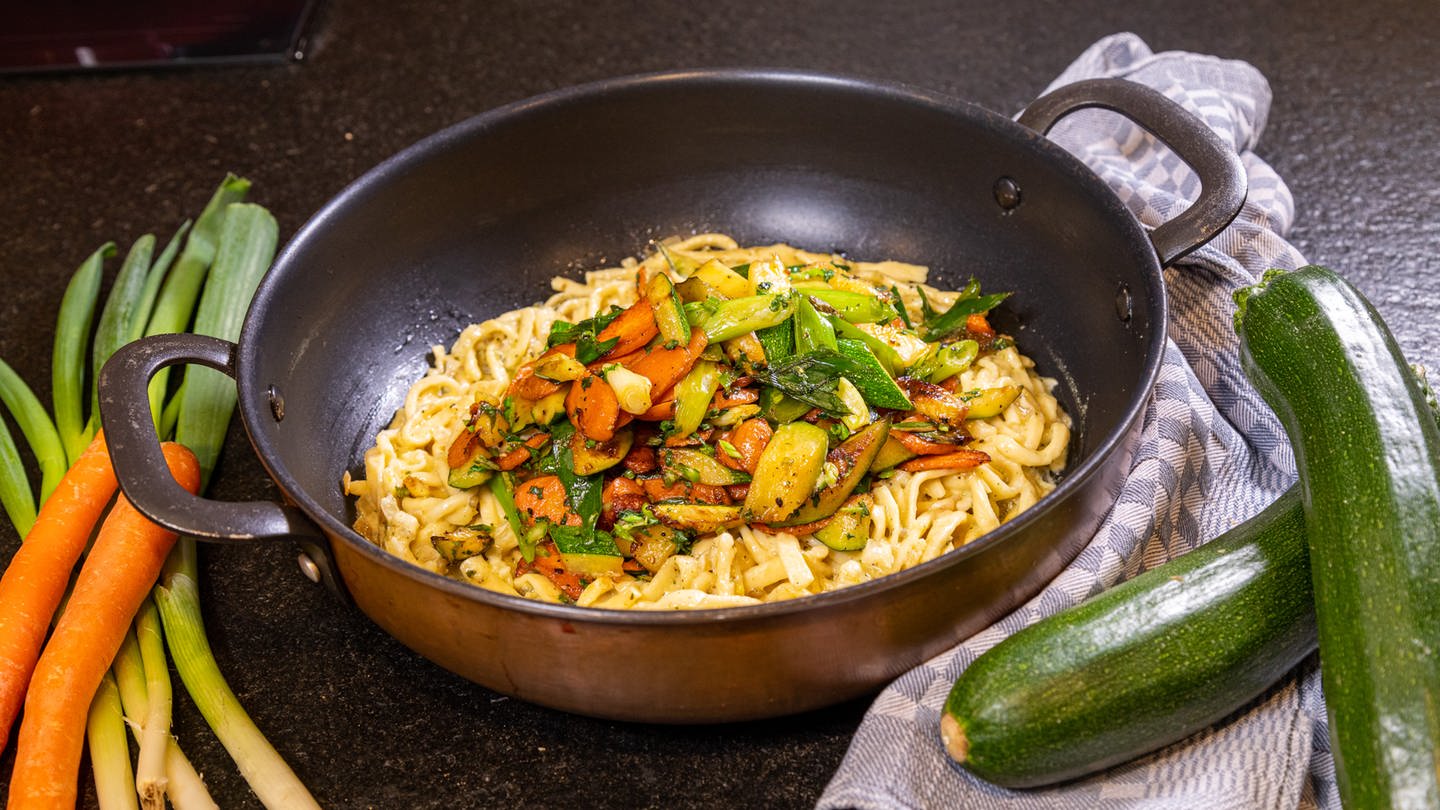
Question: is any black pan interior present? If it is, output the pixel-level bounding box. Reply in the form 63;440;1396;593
240;70;1162;544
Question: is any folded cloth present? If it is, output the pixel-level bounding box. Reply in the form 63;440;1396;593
818;33;1342;810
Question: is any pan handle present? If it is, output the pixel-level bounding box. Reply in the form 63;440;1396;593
98;333;349;599
1017;77;1247;267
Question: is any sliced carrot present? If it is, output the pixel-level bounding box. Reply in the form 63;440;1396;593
508;344;577;402
446;405;484;469
966;312;995;340
7;442;200;809
602;476;647;527
725;418;772;475
892;429;958;456
527;543;585;601
636;390;676;421
622;327;707;397
565;373;621;442
512;475;581;527
896;448;990;473
495;432;550;471
0;430;117;753
621;444;659;475
595;300;658;360
711;386;759;410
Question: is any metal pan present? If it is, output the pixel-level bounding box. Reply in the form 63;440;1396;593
99;70;1244;722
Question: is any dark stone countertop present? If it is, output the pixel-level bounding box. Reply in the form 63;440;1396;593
2;2;1437;807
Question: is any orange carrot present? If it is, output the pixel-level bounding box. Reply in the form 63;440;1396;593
507;344;575;402
0;431;117;752
6;442;200;810
892;429;958;456
494;432;551;472
565;374;621;442
896;448;990;473
595;300;658;359
724;418;772;474
512;475;581;527
622;327;707;395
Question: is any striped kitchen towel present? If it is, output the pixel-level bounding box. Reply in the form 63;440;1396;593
819;32;1340;810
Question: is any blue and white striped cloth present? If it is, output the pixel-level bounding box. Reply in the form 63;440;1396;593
819;33;1340;810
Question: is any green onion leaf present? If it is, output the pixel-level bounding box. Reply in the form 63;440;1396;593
54;243;113;464
86;672;139;810
88;234;156;438
0;358;65;506
144;175;250;429
155;574;322;810
176;203;277;487
0;413;36;536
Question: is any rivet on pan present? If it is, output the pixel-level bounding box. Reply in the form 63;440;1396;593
1115;284;1133;323
267;384;285;422
993;177;1022;212
297;553;322;584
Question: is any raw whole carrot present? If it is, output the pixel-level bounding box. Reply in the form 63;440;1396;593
7;442;199;810
566;374;621;442
0;431;117;752
595;300;658;359
896;448;990;473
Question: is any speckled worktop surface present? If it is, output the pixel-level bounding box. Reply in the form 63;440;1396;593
2;2;1438;807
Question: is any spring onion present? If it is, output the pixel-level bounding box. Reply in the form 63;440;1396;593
0;410;35;536
135;599;172;807
112;630;219;810
0;359;64;510
53;243;113;464
144;175;250;426
88;235;155;438
87;671;140;810
175;203;277;485
154;574;321;810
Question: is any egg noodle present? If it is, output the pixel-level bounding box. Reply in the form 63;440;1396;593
344;234;1070;609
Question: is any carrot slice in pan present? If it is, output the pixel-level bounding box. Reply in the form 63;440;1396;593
566;374;621;442
896;448;990;473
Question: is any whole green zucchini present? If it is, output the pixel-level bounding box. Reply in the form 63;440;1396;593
1236;265;1440;809
941;486;1315;787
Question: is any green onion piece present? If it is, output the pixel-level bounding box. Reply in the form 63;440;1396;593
803;287;893;324
144;175;250;429
702;293;797;343
0;358;66;507
114;624;221;810
88;234;155;439
672;360;722;438
129;221;192;343
176;203;277;487
918;277;1010;341
87;671;140;810
491;472;534;561
890;285;913;328
155;574;321;810
794;295;838;355
135;599;173;807
0;413;36;536
54;242;113;464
